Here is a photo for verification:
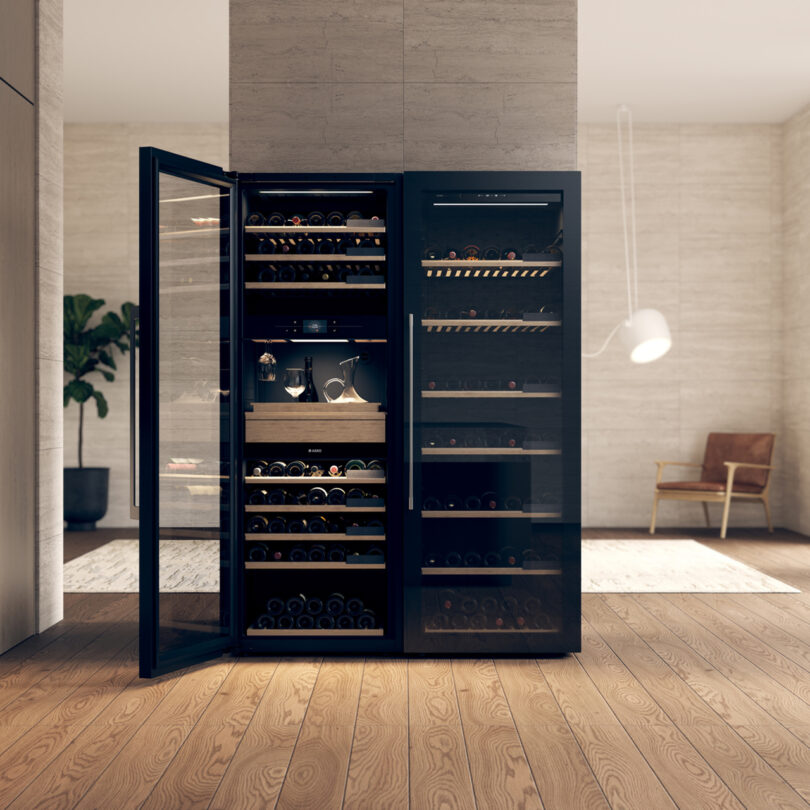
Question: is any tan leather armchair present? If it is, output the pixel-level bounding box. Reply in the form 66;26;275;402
650;433;775;538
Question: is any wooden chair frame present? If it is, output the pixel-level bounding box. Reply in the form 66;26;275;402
650;459;774;539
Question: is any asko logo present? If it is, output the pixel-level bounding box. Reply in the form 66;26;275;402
307;448;323;454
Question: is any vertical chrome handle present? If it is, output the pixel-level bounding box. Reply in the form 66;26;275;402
130;307;139;519
408;313;414;510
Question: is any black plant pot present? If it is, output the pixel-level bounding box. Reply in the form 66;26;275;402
64;467;109;530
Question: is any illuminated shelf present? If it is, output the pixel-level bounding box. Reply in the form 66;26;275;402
245;533;385;541
245;282;385;290
245;561;385;570
246;628;384;637
421;567;562;576
245;504;385;513
421;391;561;399
245;224;385;234
160;228;227;240
245;475;386;484
422;447;560;456
421;259;560;268
245;254;385;262
421;510;562;519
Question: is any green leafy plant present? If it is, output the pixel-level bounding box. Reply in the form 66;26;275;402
64;294;136;468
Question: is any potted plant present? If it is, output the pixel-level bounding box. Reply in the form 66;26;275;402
64;294;136;530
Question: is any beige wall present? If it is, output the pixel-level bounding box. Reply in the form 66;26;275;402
229;0;577;172
782;104;810;535
63;123;228;528
580;124;784;528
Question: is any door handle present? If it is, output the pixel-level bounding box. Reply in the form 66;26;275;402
130;306;139;520
408;313;414;510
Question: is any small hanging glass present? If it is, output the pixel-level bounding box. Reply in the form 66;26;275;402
257;342;277;382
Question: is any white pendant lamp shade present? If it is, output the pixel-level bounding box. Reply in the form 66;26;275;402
621;308;672;364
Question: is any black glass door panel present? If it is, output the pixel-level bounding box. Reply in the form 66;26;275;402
139;148;236;676
404;172;581;654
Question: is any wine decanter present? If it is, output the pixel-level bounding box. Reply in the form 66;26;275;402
323;356;367;403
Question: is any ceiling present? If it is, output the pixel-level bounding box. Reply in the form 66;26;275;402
63;0;810;124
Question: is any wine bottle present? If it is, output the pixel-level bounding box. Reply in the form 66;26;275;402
328;544;347;562
445;247;460;260
277;265;296;282
327;487;346;505
305;595;324;615
501;548;519;567
307;463;324;478
296;266;313;283
444;550;463;567
293;614;314;629
483;550;501;567
288;213;305;227
426;613;450;630
521;548;541;564
422;496;442;511
502;596;519;615
346;210;363;221
322;594;344;618
444;494;462;510
267;212;285;227
462;244;480;260
423;246;442;260
345;487;365;501
286;460;307;477
501;247;521;261
285;594;307;616
438;589;456;611
481;491;499;510
255;613;275;629
344;459;367;471
267;488;287;505
336;237;355;254
327;463;342;477
286;518;307;534
288;545;307;562
248;542;269;562
482;245;500;261
271;548;284;561
523;596;543;615
307;516;328;534
267;516;287;534
463;550;482;566
246;212;265;227
423;551;441;567
456;305;480;319
468;613;486;630
480;596;499;615
356;610;376;629
450;613;470;629
246;515;268;534
464;495;482;511
248;489;268;505
366;459;384;472
503;495;523;511
326;211;345;226
345;597;364;616
257;265;277;283
307;211;326;226
296;237;316;254
308;544;327;562
336;614;355;629
365;545;385;560
460;595;479;614
298;358;318;403
266;460;286;477
276;615;295;629
307;487;328;505
250;460;268;477
316;614;335;629
257;238;275;255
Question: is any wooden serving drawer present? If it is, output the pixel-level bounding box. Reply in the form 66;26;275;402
245;402;386;444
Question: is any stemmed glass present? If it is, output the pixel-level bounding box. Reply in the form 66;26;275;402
282;368;305;400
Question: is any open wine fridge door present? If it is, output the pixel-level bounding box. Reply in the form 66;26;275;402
403;172;582;654
139;148;237;676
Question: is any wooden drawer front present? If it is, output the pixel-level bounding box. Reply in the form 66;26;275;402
246;417;385;444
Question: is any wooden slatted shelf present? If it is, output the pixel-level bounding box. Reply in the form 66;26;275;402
245;254;385;262
245;476;386;484
245;224;386;234
422;319;560;333
246;628;384;637
245;561;385;570
245;533;385;541
422;447;560;456
421;510;562;519
422;391;561;399
245;504;385;513
421;259;560;268
421;567;562;576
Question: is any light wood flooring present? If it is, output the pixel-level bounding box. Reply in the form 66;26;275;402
2;528;809;808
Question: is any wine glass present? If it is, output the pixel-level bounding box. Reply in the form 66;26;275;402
283;368;305;399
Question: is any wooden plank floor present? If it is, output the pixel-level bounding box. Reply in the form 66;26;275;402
1;528;809;808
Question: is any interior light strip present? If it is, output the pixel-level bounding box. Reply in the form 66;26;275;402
159;193;227;203
433;202;549;207
259;190;374;195
288;338;350;343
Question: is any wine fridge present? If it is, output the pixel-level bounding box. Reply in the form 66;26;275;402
403;172;581;654
137;150;579;676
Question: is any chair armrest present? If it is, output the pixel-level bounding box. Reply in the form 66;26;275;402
722;461;774;471
654;460;702;485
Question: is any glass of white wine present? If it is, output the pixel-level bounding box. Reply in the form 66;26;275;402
283;368;305;400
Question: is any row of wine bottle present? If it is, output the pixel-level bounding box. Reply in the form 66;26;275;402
423;232;563;263
247;487;382;506
246;515;385;534
426;589;553;630
426;611;552;631
246;211;378;228
248;542;385;563
252;235;383;256
422;492;561;511
423;547;551;568
422;428;559;449
423;376;560;392
253;592;377;630
255;264;383;283
249;459;384;478
423;306;557;320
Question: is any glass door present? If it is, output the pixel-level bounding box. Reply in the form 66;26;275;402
404;172;581;654
139;148;236;676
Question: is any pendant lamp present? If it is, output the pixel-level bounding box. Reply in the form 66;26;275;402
584;106;672;364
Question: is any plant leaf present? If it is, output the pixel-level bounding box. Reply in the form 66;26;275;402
64;379;93;405
64;294;105;338
92;390;109;418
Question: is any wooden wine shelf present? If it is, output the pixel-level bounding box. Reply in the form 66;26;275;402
421;259;560;268
245;254;385;262
422;511;562;519
246;628;384;637
422;319;560;333
245;224;386;234
245;282;385;291
424;627;556;634
421;567;562;576
245;533;386;541
422;391;561;399
245;476;386;484
246;561;385;570
422;447;561;456
245;504;385;513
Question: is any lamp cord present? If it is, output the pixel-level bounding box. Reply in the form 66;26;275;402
582;320;623;358
617;105;638;319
